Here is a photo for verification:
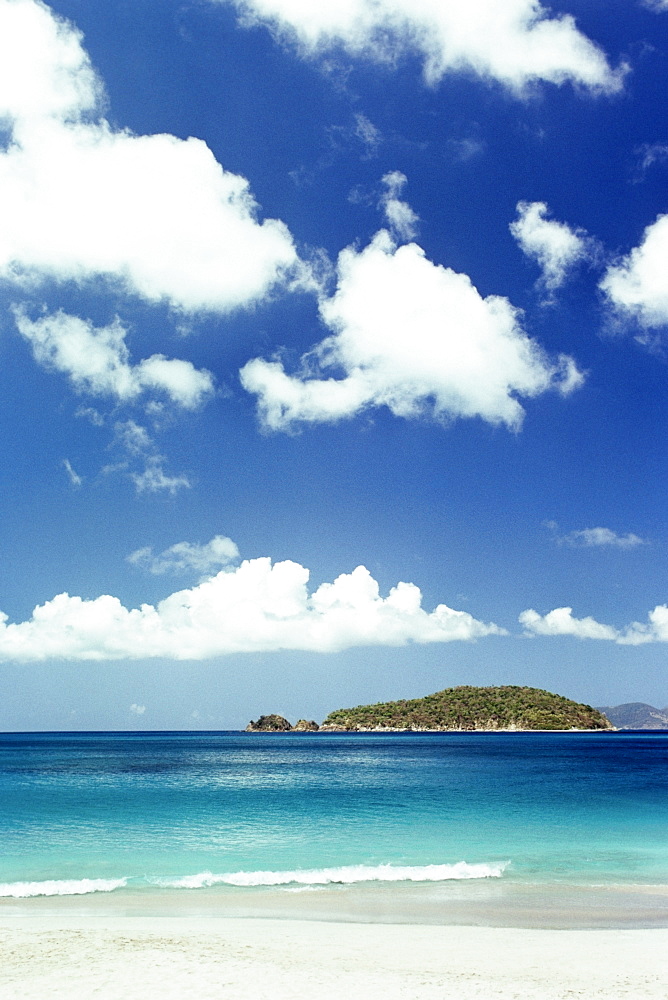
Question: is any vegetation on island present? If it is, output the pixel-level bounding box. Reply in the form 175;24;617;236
245;714;293;732
245;715;320;732
319;685;613;731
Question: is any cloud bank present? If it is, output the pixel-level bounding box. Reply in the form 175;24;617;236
219;0;622;93
520;605;668;645
0;0;298;313
0;558;504;661
241;228;584;432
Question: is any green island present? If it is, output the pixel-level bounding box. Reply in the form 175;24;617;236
246;686;613;732
320;685;612;731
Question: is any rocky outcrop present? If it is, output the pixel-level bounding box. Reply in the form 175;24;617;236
245;714;293;732
293;719;319;731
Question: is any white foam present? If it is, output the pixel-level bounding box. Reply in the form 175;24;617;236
0;877;127;898
158;861;508;889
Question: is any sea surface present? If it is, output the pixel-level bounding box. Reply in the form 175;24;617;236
1;730;667;927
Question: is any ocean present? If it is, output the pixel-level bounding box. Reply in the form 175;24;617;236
1;730;667;927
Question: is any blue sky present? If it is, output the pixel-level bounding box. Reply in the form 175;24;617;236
0;0;667;730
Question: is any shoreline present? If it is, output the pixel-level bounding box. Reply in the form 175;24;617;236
249;726;617;733
3;878;668;930
1;914;666;1000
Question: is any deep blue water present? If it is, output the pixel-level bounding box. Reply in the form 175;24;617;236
0;730;667;901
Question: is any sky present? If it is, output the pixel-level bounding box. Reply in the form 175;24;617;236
0;0;667;730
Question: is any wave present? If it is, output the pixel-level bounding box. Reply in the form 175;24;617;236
156;861;508;889
0;877;128;898
0;862;507;897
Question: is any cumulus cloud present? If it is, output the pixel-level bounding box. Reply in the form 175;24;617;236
379;171;419;241
519;606;619;641
240;228;584;432
0;0;101;123
0;0;298;313
600;215;668;330
0;559;505;661
128;536;240;575
14;309;214;409
519;605;668;645
510;201;592;294
218;0;622;93
559;527;647;549
641;0;668;11
129;703;146;715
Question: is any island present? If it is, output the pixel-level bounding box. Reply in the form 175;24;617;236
596;702;668;730
320;685;612;731
245;685;613;732
246;714;319;732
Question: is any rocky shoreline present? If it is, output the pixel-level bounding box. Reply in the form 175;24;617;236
245;714;614;734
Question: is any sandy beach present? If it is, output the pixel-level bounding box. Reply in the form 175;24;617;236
1;914;667;1000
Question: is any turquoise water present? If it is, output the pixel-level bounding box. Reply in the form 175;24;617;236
1;731;667;923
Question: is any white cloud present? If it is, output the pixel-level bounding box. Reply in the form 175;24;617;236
130;460;191;495
354;113;381;156
110;420;191;495
14;309;214;409
128;536;240;575
600;215;668;329
519;607;621;641
75;406;104;426
62;458;82;487
510;201;591;293
560;527;647;549
0;0;298;313
129;703;146;715
449;137;485;162
0;559;505;661
240;229;584;432
641;1;668;12
380;171;419;241
219;0;623;93
634;143;668;180
113;419;154;457
519;605;668;645
0;0;100;123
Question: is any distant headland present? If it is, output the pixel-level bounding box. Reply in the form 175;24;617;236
245;685;613;732
595;702;668;730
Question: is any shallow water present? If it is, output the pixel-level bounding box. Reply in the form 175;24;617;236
1;730;666;925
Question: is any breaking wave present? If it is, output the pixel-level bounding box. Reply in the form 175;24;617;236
0;862;508;897
0;877;128;898
157;861;508;889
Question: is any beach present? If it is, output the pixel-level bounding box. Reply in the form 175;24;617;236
1;913;667;1000
2;730;667;998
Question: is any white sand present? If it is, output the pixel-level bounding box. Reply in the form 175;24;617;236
0;915;667;1000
